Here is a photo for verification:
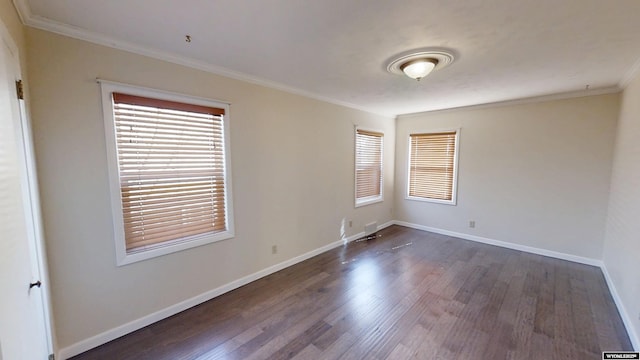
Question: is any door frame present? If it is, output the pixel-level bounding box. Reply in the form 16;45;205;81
0;16;55;357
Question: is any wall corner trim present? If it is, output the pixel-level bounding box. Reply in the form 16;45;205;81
620;56;640;89
11;0;32;24
57;221;394;359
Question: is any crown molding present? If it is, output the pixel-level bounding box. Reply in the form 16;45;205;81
11;0;31;24
13;3;393;119
399;85;622;117
619;56;640;89
1;8;20;58
13;0;638;118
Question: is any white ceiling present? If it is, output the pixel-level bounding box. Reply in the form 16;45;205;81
16;0;640;116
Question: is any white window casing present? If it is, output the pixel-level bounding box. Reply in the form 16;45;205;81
355;128;384;207
406;129;460;205
100;80;234;265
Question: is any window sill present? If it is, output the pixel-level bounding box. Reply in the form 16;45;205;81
116;230;234;266
405;195;457;206
355;196;383;208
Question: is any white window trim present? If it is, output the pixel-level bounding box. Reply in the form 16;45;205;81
356;194;384;208
99;80;235;266
354;126;384;208
405;128;460;206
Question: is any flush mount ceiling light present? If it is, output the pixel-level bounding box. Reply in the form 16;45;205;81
387;49;455;81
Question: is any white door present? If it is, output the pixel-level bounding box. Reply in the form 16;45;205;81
0;23;52;360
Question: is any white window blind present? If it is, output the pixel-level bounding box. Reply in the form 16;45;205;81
355;129;383;204
408;131;458;202
112;93;228;251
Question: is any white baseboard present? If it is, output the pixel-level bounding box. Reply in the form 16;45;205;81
393;221;601;266
58;222;394;359
378;220;395;232
60;219;636;358
393;220;639;350
600;265;640;350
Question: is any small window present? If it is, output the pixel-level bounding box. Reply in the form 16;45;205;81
355;129;383;207
407;130;459;205
101;82;234;265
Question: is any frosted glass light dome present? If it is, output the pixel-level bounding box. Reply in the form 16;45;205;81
400;59;438;80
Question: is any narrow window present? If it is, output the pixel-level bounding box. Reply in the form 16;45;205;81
407;130;459;205
355;129;383;206
101;83;234;265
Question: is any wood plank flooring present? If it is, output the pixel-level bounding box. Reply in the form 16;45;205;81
71;225;632;359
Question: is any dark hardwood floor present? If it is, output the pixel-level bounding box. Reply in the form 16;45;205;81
71;225;632;359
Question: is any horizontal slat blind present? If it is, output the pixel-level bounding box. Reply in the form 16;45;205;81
409;131;456;200
356;129;383;200
112;93;227;251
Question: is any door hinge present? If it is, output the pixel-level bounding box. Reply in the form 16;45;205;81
15;80;24;100
48;354;55;360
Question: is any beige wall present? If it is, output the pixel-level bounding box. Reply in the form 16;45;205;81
0;0;25;56
26;28;394;350
394;94;619;259
603;72;640;348
20;11;640;353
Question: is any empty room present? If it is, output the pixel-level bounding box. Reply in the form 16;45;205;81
1;0;639;359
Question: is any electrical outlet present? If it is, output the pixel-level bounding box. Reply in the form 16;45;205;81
349;220;353;228
469;220;476;228
271;245;277;254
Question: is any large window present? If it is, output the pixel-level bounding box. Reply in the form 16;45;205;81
407;130;459;205
355;129;383;207
101;82;234;265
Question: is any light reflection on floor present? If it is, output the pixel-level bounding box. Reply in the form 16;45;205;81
346;257;385;328
340;237;417;329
